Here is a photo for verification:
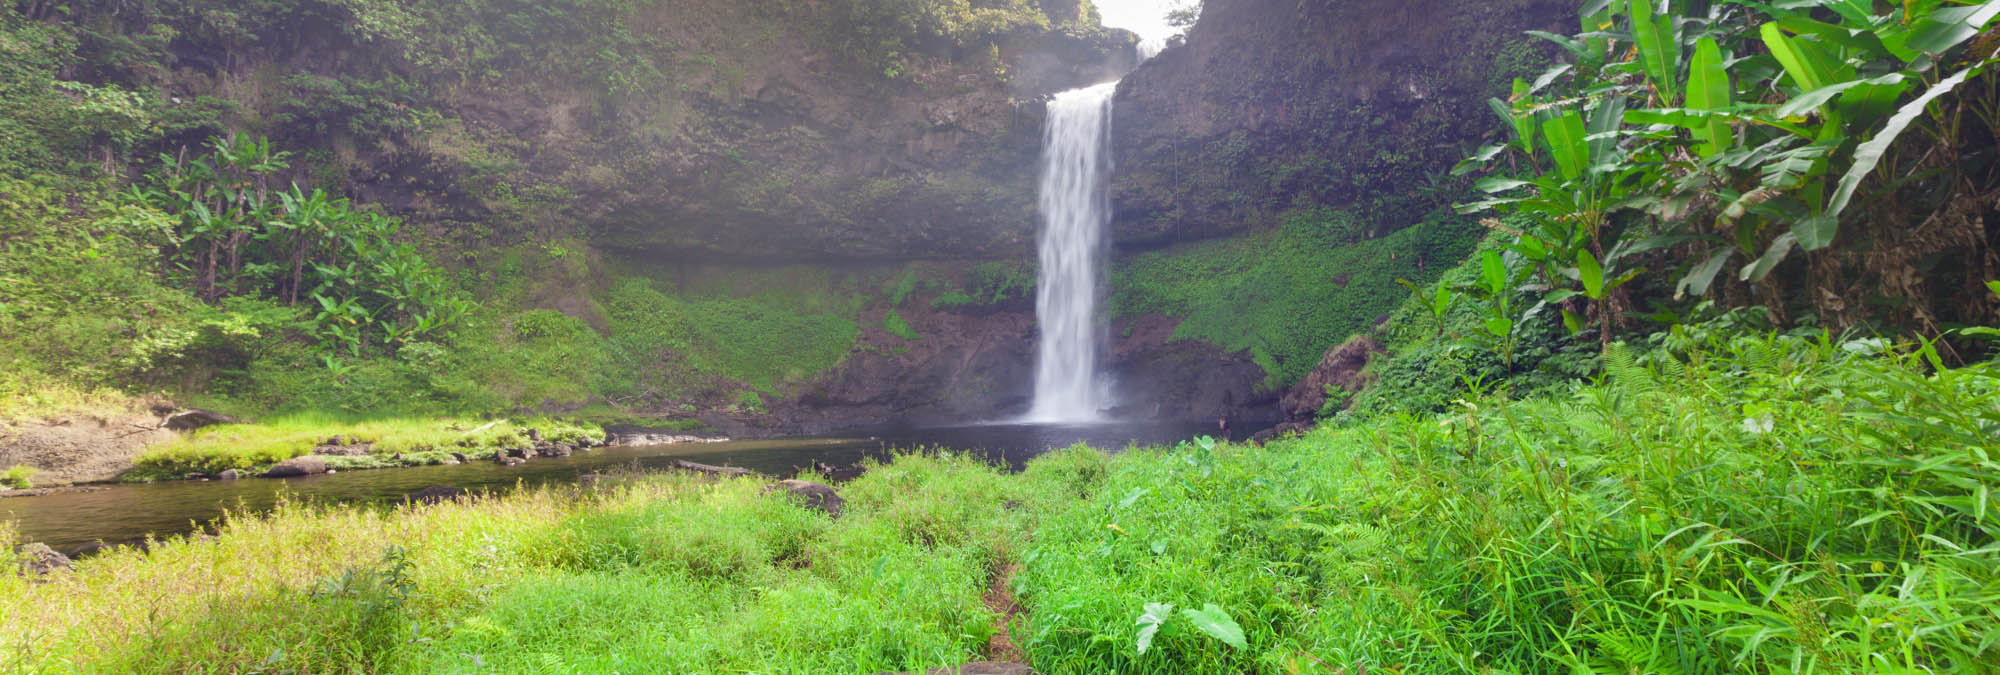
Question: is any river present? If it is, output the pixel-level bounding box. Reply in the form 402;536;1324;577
3;422;1231;553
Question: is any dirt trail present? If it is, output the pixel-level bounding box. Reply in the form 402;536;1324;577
984;562;1027;664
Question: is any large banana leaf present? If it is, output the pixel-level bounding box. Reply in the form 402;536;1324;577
1685;37;1734;157
1542;111;1590;181
1629;0;1680;103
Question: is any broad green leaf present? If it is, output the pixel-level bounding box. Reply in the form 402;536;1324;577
1481;250;1508;295
1485;317;1515;338
1527;30;1587;58
1827;57;1995;219
1630;0;1679;103
1762;23;1827;92
1586;95;1627;165
1134;602;1174;654
1179;604;1248;650
1542;111;1589;181
1433;285;1455;318
1901;4;2000;55
1531;63;1575;93
1677;249;1734;299
1774;73;1907;119
1685;37;1734;157
1579;249;1605;299
1987;280;2000;299
1562;308;1584;335
1793;213;1839;251
1742;231;1799;282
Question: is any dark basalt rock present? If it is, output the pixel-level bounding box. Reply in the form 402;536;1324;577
766;479;844;517
261;456;329;478
163;409;239;431
16;543;70;576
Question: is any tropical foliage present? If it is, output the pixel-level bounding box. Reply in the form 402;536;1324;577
136;135;469;357
1459;0;2000;347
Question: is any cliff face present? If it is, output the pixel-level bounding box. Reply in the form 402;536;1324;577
1107;0;1573;246
49;0;1135;261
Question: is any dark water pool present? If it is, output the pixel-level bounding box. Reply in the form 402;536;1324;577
2;421;1229;552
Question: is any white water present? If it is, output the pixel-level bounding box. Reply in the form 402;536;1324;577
1026;81;1118;423
1136;36;1168;61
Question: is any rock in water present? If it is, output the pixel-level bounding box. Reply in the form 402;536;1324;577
767;479;844;517
260;456;329;478
216;469;240;481
16;543;71;576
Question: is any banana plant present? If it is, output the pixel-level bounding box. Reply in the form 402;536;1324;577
1461;0;2000;346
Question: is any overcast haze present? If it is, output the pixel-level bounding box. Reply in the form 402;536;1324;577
1091;0;1180;42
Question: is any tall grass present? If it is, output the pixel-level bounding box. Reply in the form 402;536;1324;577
132;414;605;476
1014;331;2000;673
0;451;1094;672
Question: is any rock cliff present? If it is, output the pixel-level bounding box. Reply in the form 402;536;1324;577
1107;0;1573;246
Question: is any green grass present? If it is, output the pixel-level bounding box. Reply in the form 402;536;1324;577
1014;331;2000;672
0;450;1090;672
131;414;605;477
1111;206;1481;389
7;331;1997;672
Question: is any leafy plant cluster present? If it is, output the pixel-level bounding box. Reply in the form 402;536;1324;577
137;134;469;358
929;260;1035;311
1459;0;2000;349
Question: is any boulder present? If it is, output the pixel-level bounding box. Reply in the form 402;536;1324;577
496;455;526;467
312;443;373;457
261;456;329;478
217;469;240;481
767;479;844;517
16;543;70;576
450;452;470;464
163;409;240;431
404;485;467;505
1278;336;1384;422
537;442;574;458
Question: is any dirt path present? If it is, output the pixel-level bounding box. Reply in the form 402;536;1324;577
984;562;1027;664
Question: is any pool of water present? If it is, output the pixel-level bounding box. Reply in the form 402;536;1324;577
2;421;1230;552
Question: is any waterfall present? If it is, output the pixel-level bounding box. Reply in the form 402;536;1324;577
1136;37;1168;61
1026;81;1118;423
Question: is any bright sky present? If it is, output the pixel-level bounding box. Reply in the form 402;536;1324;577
1090;0;1181;43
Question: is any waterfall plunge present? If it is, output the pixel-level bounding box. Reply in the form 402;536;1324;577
1026;81;1118;423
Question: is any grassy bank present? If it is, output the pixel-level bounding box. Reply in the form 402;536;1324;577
131;415;606;479
1;451;1100;672
6;332;1997;672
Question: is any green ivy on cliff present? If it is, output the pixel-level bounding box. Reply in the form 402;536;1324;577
1111;206;1482;389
